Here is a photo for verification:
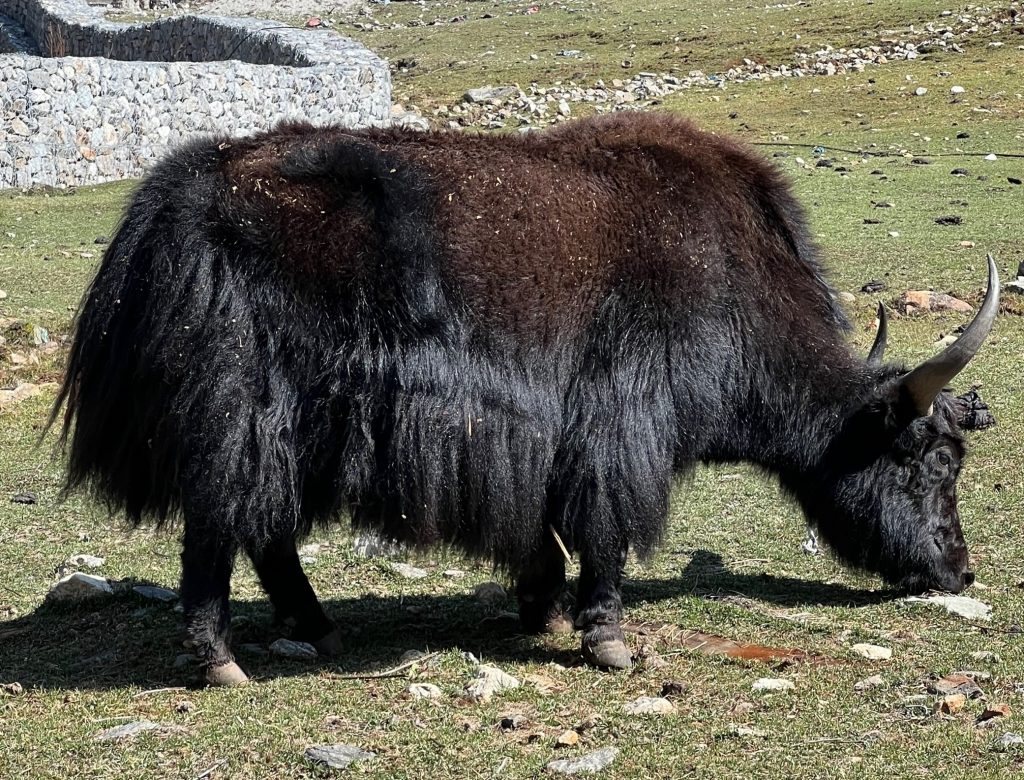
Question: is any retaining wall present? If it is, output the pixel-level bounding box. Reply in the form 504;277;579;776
0;0;391;188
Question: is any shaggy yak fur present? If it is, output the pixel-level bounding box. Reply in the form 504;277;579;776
54;113;993;683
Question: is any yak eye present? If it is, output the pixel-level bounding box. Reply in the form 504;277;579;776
936;452;951;466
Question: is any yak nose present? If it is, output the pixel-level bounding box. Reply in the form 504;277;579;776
963;570;976;588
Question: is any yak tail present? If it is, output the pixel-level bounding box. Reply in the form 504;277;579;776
49;138;312;539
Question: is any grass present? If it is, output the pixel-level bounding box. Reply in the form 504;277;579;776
2;1;1023;778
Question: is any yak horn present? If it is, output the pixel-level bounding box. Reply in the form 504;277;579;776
867;303;888;365
899;254;999;415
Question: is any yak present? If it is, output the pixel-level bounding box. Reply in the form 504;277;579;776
52;112;999;686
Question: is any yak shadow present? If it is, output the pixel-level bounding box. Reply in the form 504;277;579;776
623;549;892;610
0;551;893;691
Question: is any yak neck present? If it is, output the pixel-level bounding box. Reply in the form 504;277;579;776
702;329;884;476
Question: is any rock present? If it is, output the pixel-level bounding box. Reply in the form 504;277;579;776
935;693;967;714
934;215;963;226
47;572;113;601
861;280;887;293
133;585;178;602
464;86;517;103
0;384;45;409
1009;177;1023;186
992;732;1023;752
547;747;619;775
556;729;580;747
660;680;688;698
93;721;175;741
984;153;997;161
10;491;37;505
905;593;991;621
928;674;983;698
888;231;901;238
558;100;571;117
970;651;1001;664
2;682;24;695
951;85;966;94
838;291;856;303
474;581;507;605
978;704;1012;724
407;683;443;700
900;291;973;315
269;638;318;660
465;664;520;702
390;562;428;580
67;554;105;568
950;168;970;176
305;745;375;770
955;670;992;682
914;87;927;96
499;714;526;731
624;696;675;716
752;678;794;693
442;569;466;579
851;643;892;661
297;543;321;557
855;674;885;691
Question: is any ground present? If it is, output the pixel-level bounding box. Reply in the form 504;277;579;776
1;1;1023;778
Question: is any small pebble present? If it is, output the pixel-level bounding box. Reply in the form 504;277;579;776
624;696;675;716
547;747;619;775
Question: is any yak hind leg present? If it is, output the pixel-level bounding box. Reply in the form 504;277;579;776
516;528;574;635
180;527;248;686
247;536;341;657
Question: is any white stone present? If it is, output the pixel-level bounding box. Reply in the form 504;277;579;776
47;572;113;601
465;664;520;702
67;554;105;568
547;747;619;775
305;745;375;769
407;683;443;700
624;696;675;715
390;562;428;580
905;593;992;621
474;581;507;604
269;638;318;660
850;643;892;660
951;85;966;94
752;678;795;692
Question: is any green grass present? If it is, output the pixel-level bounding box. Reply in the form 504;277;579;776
2;1;1024;778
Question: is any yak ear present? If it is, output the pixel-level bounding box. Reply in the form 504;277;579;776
866;303;888;365
896;255;999;418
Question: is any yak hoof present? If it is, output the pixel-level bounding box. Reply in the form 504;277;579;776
581;625;632;670
312;628;344;657
204;660;250;687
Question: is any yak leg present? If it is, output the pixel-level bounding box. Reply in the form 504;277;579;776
575;537;632;670
516;530;574;635
248;537;342;656
180;529;248;686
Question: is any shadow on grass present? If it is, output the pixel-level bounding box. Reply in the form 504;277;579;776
0;549;892;691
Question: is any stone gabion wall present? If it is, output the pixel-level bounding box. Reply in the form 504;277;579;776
0;0;391;188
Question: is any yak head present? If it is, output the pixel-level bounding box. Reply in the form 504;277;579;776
805;256;999;595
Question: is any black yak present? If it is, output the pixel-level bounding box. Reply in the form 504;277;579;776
52;113;998;685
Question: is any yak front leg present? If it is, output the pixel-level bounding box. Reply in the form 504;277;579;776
180;528;248;686
247;536;342;656
575;536;632;670
516;527;574;635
